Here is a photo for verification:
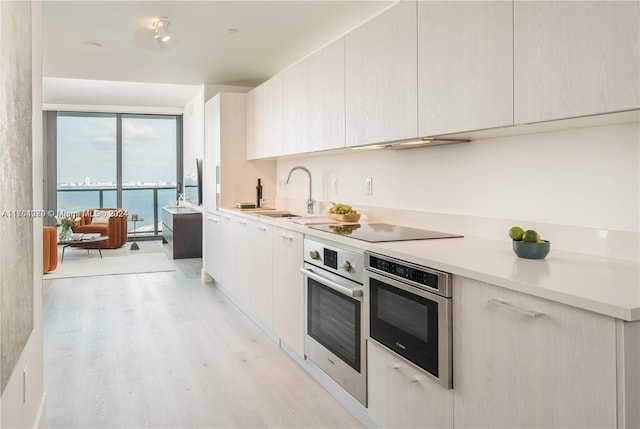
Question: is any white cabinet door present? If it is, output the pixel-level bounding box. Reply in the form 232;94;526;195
514;1;640;124
345;1;417;147
246;86;264;160
417;1;513;136
218;213;235;295
367;340;453;429
203;212;221;280
249;221;273;329
204;97;220;211
232;217;252;309
283;60;309;155
272;227;304;359
263;73;283;157
453;277;617;428
308;37;346;151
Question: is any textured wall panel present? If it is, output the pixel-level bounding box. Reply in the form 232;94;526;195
0;1;33;395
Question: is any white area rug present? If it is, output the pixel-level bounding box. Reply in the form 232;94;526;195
44;241;175;280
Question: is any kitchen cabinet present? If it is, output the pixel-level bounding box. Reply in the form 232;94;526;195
282;36;346;155
203;212;221;280
283;60;309;155
308;37;345;151
246;86;264;160
514;1;640;124
249;221;273;329
417;1;513;136
345;1;417;147
203;100;219;211
232;217;252;309
204;92;273;210
367;339;453;429
452;276;617;428
214;214;273;329
161;207;202;259
263;73;283;157
218;213;235;294
272;227;305;359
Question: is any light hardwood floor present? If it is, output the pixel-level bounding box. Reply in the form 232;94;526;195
43;256;363;428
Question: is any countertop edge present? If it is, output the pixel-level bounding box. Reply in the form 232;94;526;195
217;208;640;322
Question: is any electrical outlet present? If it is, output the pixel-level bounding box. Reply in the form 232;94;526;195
365;177;373;195
331;178;338;194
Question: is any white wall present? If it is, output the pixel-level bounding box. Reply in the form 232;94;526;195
183;87;205;162
276;121;639;256
0;2;46;427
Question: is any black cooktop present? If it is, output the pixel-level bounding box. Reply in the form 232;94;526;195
309;223;463;243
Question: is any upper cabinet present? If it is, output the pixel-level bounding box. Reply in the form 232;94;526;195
262;73;284;157
246;85;264;160
247;75;284;159
418;1;513;136
308;37;346;151
206;92;276;209
283;60;309;155
247;0;640;160
514;1;640;124
345;1;418;147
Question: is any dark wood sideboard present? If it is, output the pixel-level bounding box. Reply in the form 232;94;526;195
162;206;202;259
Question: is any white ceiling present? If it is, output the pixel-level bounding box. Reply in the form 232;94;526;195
42;1;395;109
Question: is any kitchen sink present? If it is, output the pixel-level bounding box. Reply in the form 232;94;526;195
258;212;300;218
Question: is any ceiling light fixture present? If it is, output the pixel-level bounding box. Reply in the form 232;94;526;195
153;16;171;45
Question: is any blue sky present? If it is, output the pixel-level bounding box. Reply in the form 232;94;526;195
57;113;177;185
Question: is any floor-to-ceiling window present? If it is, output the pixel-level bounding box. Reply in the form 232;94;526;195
48;111;182;238
121;114;179;236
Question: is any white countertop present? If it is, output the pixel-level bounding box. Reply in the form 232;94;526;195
221;208;640;321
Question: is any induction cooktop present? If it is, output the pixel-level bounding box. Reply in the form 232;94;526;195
308;223;463;243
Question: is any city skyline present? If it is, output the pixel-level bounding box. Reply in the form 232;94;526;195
56;113;178;185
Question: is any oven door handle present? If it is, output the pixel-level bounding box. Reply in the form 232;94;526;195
300;267;363;298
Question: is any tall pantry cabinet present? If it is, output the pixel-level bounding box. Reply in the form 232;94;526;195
202;92;275;283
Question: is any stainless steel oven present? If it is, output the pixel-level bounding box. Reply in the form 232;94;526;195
300;238;366;406
365;252;453;388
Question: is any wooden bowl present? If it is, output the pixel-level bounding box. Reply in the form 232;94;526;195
327;213;361;223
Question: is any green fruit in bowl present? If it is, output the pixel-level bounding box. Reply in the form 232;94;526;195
328;202;357;215
522;229;540;243
508;226;524;241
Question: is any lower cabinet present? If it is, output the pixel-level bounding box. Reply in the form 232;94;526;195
249;221;273;329
452;276;617;428
203;212;220;280
367;339;453;429
272;227;305;359
161;207;202;259
218;214;235;294
232;217;252;308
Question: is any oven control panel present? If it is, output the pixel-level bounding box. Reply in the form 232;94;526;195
303;238;364;284
365;252;451;297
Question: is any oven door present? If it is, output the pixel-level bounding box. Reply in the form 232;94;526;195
300;263;367;405
365;269;452;388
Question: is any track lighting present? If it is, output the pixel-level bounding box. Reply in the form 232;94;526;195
153;17;171;45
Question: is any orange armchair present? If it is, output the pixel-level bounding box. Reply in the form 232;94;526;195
43;226;58;273
73;208;128;249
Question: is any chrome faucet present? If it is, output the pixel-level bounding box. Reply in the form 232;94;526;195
286;166;313;214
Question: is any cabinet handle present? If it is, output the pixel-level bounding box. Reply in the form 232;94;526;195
391;363;402;370
410;375;424;383
257;226;268;231
207;216;219;222
238;220;247;226
488;299;544;318
222;216;231;221
279;234;293;240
